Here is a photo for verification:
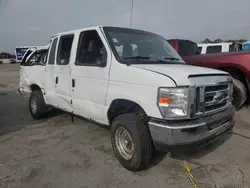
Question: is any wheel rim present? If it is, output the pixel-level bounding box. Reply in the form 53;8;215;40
115;127;134;160
31;96;37;113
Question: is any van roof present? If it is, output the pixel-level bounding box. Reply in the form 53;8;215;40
27;44;50;51
54;25;116;36
52;26;154;38
198;42;233;47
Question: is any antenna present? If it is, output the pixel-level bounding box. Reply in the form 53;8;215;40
130;0;134;28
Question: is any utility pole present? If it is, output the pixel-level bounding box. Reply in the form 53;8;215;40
130;0;134;28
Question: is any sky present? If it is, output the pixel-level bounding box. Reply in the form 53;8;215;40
0;0;249;53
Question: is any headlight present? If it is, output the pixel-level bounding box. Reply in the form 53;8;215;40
158;87;189;119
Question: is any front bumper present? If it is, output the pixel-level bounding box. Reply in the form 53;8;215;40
148;105;235;151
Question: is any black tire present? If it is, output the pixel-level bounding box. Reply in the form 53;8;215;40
111;113;153;171
29;89;48;119
232;78;247;110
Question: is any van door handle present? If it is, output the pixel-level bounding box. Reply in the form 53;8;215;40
55;77;58;84
72;79;75;88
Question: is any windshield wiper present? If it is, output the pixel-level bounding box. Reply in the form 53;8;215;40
123;56;150;60
164;57;181;61
123;56;167;63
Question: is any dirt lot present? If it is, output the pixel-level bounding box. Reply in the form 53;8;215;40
1;64;250;188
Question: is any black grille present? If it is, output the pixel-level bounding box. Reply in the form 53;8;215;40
205;101;227;112
204;84;228;92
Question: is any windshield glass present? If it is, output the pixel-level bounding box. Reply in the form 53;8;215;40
103;27;184;64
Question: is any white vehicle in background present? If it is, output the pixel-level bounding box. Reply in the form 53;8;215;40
19;26;235;171
198;42;242;54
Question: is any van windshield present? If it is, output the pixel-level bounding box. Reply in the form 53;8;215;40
103;27;184;64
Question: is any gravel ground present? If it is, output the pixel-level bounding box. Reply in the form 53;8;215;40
1;63;250;188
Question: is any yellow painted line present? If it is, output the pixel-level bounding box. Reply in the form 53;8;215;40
184;161;198;188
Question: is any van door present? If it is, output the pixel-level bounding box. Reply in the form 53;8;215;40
44;37;58;107
71;29;111;124
53;34;74;112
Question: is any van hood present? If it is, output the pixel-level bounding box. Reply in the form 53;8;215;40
131;64;228;86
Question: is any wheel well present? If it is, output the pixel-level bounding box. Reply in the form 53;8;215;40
219;67;245;82
219;67;249;100
30;84;40;91
107;99;147;125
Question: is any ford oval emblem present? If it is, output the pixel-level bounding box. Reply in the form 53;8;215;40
213;91;224;103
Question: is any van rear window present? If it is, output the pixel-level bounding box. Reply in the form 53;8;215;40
48;38;58;65
206;45;222;54
197;47;202;54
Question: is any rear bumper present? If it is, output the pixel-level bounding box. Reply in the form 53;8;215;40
148;105;235;151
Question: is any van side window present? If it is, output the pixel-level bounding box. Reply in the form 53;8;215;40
57;35;74;65
20;50;33;66
26;50;48;66
197;47;202;54
206;45;222;54
48;38;58;65
76;30;107;66
25;52;36;66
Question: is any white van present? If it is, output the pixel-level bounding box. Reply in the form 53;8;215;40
197;42;233;54
19;26;235;171
197;42;242;54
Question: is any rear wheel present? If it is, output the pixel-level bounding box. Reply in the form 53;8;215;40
232;78;247;109
29;89;48;119
111;113;153;171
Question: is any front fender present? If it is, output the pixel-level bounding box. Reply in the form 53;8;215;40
106;81;163;119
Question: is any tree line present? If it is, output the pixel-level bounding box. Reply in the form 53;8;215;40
0;52;15;59
200;38;248;44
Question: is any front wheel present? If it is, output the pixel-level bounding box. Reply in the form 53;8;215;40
29;90;48;119
232;78;247;110
111;113;153;171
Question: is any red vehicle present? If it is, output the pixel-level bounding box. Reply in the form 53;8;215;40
168;39;250;109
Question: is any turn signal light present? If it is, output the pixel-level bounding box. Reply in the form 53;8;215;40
158;97;172;104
